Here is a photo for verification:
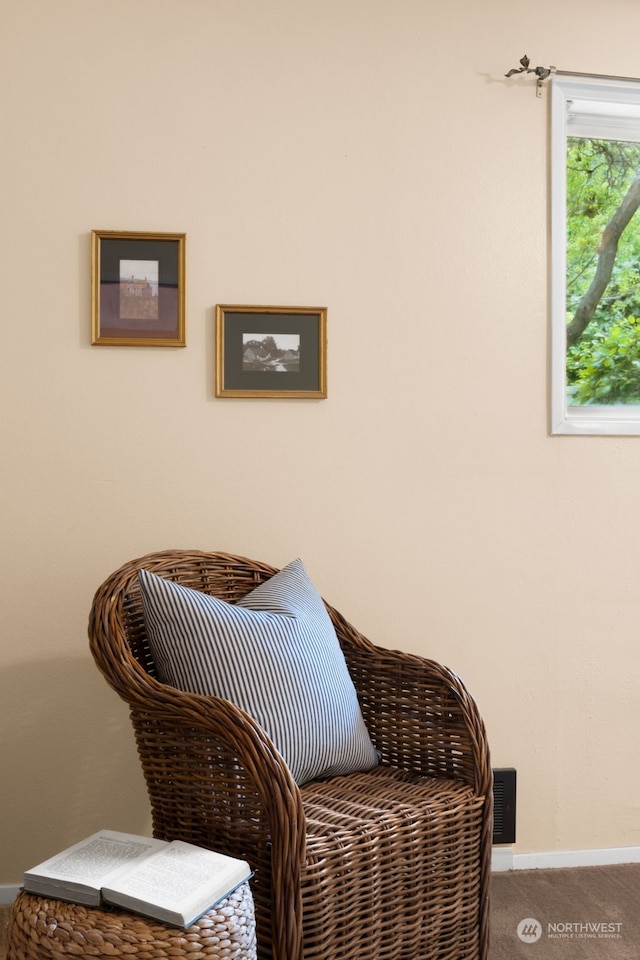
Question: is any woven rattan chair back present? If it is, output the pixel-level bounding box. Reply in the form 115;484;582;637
89;549;492;960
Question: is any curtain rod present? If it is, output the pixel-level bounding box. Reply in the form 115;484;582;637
505;55;640;97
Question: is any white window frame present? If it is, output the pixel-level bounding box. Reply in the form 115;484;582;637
551;76;640;435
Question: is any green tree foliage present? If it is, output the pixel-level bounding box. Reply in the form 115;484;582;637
566;137;640;404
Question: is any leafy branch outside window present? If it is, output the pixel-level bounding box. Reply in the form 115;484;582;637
565;138;640;404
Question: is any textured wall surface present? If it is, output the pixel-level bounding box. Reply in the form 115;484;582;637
2;0;640;883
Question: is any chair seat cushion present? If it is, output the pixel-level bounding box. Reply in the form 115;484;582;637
300;766;484;958
138;559;379;786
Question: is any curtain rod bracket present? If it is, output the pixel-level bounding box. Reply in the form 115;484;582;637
537;68;556;98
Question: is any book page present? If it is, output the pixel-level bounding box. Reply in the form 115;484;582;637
26;831;165;886
105;842;247;908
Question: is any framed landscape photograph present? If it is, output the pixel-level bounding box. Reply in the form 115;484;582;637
91;230;186;346
215;304;327;398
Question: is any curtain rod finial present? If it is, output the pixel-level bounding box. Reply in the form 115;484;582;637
505;55;554;90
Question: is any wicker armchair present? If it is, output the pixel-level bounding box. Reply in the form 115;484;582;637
88;550;492;960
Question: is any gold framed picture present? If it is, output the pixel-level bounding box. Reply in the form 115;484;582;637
91;230;186;346
215;304;327;399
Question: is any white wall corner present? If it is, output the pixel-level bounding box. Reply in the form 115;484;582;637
0;884;20;906
492;846;515;872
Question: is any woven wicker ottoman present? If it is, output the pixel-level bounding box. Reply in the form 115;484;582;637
6;882;256;960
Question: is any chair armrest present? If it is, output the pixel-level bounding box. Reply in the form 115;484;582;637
113;681;306;959
327;607;491;797
89;596;306;960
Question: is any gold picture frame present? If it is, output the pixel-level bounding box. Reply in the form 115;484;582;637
91;230;186;346
215;304;327;399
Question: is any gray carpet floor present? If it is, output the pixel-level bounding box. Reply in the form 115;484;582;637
489;863;640;959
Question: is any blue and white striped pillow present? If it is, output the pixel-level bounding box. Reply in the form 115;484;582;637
138;559;379;785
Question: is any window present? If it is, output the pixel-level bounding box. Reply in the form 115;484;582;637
551;77;640;434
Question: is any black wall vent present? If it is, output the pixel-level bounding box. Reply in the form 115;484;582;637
492;767;516;845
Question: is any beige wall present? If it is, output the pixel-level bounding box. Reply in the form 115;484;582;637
2;0;640;884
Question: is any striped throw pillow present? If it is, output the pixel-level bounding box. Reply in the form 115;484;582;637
138;559;379;785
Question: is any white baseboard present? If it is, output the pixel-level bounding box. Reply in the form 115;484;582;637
0;885;20;905
492;845;640;872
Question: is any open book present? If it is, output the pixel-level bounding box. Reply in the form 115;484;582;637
23;830;252;928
